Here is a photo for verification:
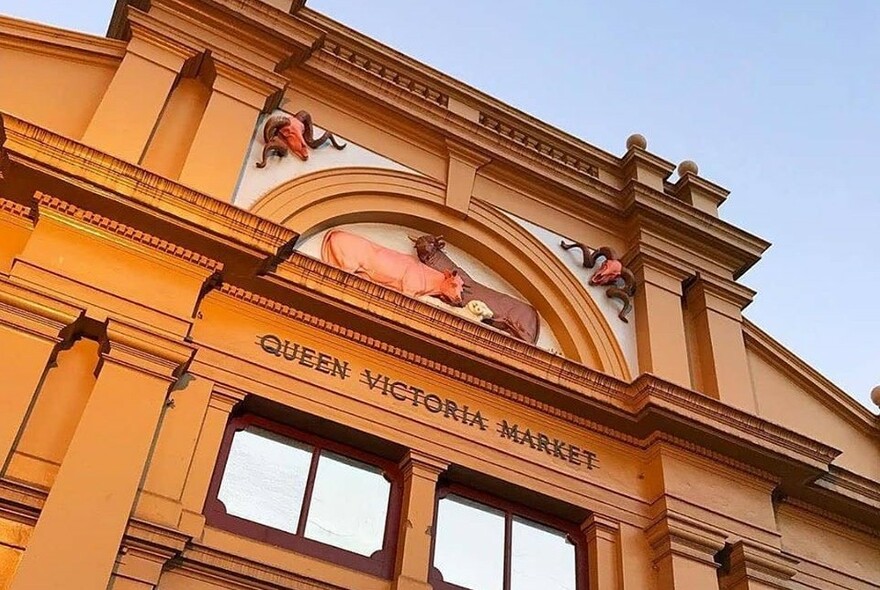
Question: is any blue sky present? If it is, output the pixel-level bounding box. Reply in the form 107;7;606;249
4;1;878;409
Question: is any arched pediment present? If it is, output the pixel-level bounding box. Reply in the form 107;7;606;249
251;167;631;380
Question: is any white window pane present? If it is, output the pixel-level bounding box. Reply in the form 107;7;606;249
434;495;504;590
218;426;312;534
304;451;390;556
511;517;576;590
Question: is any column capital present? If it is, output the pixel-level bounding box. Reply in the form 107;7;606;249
626;248;692;296
212;54;288;111
581;513;620;538
646;512;727;569
685;273;756;317
719;540;798;590
208;385;247;413
127;12;200;72
100;320;194;382
0;279;83;342
399;450;449;481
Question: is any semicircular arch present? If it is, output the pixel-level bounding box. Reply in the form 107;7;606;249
251;167;630;380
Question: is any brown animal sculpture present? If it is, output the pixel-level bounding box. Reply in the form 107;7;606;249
412;234;540;344
560;241;636;323
256;110;346;168
321;230;464;305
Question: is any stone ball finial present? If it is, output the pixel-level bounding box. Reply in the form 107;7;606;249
678;160;699;176
626;134;647;151
871;385;880;408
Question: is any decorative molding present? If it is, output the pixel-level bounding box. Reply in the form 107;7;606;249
101;319;195;381
0;197;34;222
213;283;846;480
176;541;346;590
322;39;448;107
0;14;125;63
718;540;798;590
779;496;880;540
629;375;842;467
34;193;224;273
479;112;599;178
645;510;727;567
1;114;298;257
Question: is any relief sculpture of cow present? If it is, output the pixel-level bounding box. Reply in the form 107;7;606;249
321;230;464;305
411;235;540;344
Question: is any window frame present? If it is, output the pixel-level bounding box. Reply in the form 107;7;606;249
204;414;402;578
428;483;587;590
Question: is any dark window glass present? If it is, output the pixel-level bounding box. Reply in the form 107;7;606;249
205;415;400;578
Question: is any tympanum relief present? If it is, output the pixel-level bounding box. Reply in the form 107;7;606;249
297;224;558;351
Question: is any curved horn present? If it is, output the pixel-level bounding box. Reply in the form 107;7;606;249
606;287;633;323
262;115;290;143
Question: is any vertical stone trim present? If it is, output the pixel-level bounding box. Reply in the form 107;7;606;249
685;278;756;412
630;253;693;388
646;513;727;590
82;22;196;163
582;514;622;590
717;541;798;590
0;282;82;475
108;544;177;590
392;451;448;590
9;320;192;590
176;383;245;537
178;58;286;201
444;140;490;217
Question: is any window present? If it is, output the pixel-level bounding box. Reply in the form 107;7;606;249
430;486;585;590
204;415;401;577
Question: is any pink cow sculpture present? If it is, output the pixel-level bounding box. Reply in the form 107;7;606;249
321;230;465;305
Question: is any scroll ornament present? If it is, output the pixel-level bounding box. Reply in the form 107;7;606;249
256;110;346;168
560;241;636;323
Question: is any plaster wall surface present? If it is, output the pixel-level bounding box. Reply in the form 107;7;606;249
0;45;117;139
234;110;421;210
747;348;880;480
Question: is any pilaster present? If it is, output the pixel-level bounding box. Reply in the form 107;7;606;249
0;280;82;474
646;513;727;590
392;451;448;590
177;383;245;537
685;275;756;412
582;514;622;590
9;320;193;590
82;15;197;163
717;541;798;590
629;251;693;388
178;56;286;201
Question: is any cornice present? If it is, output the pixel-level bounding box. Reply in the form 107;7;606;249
0;196;34;222
814;466;880;511
779;496;880;540
101;319;195;380
300;9;619;172
34;193;224;273
0;113;297;257
743;320;879;433
0;14;125;62
623;181;770;278
629;374;841;468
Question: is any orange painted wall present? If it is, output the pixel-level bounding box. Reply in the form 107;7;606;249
0;46;117;139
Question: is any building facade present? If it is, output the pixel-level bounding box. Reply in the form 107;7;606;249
0;1;878;589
